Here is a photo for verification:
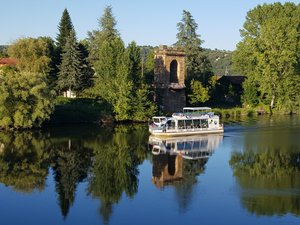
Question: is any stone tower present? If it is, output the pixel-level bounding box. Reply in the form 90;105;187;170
154;45;186;113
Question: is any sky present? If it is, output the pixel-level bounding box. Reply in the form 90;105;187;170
1;0;299;51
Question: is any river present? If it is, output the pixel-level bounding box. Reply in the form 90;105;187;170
0;115;300;225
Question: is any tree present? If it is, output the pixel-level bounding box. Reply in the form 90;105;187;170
57;29;84;95
0;70;55;129
125;41;142;87
188;79;210;105
87;5;119;62
7;37;55;75
56;9;73;52
232;2;300;113
175;10;212;85
89;6;156;121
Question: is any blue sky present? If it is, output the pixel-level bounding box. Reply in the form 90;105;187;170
1;0;299;50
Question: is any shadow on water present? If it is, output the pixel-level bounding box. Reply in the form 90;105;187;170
229;115;300;216
148;134;223;212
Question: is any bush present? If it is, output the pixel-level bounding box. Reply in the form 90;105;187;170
0;70;55;129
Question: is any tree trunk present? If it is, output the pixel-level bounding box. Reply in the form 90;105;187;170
269;94;275;115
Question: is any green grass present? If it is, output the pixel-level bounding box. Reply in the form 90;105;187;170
46;97;113;125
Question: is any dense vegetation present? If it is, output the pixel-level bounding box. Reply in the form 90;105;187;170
1;2;300;129
233;2;300;114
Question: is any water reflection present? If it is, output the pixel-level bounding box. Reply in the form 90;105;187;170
230;116;300;216
50;138;93;218
0;131;51;193
149;134;223;187
86;125;149;224
0;124;149;224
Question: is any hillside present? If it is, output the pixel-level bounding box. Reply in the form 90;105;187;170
204;48;237;76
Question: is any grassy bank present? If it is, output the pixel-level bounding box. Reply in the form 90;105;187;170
46;97;112;125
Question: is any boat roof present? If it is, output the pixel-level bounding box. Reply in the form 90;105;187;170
183;107;211;111
152;116;167;119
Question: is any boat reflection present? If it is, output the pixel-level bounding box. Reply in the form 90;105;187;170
149;134;223;188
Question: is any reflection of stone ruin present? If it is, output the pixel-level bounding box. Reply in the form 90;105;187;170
152;154;183;188
154;45;186;113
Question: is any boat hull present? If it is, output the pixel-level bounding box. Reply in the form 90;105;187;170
149;127;224;137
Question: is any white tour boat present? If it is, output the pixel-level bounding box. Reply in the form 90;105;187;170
149;107;224;137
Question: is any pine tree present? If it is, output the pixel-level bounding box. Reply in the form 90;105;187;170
56;9;73;51
87;6;119;62
175;10;212;85
57;29;83;96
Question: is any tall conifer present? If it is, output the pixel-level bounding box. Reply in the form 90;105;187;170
57;29;83;96
56;9;73;51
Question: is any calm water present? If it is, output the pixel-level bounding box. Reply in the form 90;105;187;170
1;116;300;225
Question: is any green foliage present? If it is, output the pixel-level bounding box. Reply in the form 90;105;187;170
56;9;74;51
49;97;112;124
175;10;212;85
130;84;157;121
7;37;55;75
125;41;142;86
242;77;259;107
204;49;236;76
233;2;300;112
87;5;119;62
143;49;155;85
89;6;156;121
57;29;84;94
188;79;210;104
0;45;8;57
0;70;55;129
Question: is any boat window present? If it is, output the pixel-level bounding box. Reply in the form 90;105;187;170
193;119;200;128
185;120;193;128
178;120;184;129
153;118;160;123
193;141;200;149
200;119;208;128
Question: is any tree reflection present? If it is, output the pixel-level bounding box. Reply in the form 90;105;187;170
50;138;93;218
0;131;51;193
87;124;148;224
230;149;300;216
174;158;208;212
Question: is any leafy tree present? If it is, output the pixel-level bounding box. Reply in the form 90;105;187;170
188;79;210;104
130;84;157;121
143;49;155;85
57;29;84;95
7;37;55;75
78;41;94;93
0;45;8;58
87;5;119;62
232;2;300;113
56;9;74;52
0;70;55;129
175;10;212;85
89;7;156;121
92;37;133;120
125;41;142;87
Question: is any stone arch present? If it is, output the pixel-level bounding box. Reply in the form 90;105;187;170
170;60;178;83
